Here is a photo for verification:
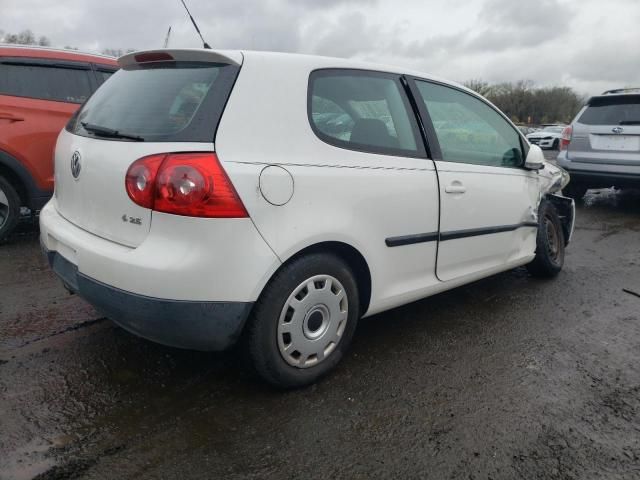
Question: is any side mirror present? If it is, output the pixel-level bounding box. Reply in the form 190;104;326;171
524;144;545;170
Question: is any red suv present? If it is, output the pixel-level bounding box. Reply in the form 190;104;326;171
0;45;118;239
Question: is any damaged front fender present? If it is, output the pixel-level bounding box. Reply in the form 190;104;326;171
535;161;575;245
547;193;575;245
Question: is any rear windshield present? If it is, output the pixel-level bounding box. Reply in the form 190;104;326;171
69;61;239;142
579;95;640;125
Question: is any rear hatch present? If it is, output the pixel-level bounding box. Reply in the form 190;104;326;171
54;49;241;247
568;94;640;166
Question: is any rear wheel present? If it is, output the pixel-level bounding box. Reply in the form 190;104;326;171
527;200;565;278
562;182;588;200
246;253;359;389
0;176;21;241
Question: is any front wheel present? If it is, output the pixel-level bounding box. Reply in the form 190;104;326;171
527;200;565;278
245;253;360;388
0;175;21;241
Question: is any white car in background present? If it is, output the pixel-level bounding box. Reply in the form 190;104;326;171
526;125;566;149
40;49;575;388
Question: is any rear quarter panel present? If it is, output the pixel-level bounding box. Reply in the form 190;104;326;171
216;52;441;316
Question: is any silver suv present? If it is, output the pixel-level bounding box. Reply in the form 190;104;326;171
557;88;640;199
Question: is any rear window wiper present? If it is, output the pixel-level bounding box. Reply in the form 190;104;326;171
80;122;145;141
619;120;640;125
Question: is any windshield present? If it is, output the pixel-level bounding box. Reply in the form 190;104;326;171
69;61;239;142
542;127;564;133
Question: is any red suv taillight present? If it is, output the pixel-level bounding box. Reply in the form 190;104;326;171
560;126;572;150
125;152;248;218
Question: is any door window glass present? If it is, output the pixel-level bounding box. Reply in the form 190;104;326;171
416;81;524;167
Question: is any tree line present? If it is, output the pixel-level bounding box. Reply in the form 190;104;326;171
0;29;133;57
0;29;50;47
464;80;587;125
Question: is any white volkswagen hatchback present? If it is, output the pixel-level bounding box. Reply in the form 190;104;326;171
40;49;575;388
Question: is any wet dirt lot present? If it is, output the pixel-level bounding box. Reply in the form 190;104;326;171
1;188;639;479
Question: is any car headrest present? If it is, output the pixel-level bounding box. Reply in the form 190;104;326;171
350;118;398;149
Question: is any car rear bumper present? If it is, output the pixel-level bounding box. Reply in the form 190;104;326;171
40;198;281;351
563;169;640;188
557;150;640;188
40;199;280;301
44;248;252;350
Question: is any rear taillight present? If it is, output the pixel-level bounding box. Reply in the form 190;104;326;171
560;126;572;150
126;154;165;209
125;153;248;218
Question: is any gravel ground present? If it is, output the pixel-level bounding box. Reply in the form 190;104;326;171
1;171;639;479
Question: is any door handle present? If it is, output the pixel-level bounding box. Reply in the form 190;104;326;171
0;113;24;122
445;182;466;194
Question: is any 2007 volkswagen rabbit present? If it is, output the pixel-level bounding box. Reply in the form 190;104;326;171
41;49;575;388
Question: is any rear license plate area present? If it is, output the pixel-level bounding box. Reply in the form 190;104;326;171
590;134;640;151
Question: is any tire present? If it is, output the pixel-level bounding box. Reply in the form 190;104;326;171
245;253;360;389
527;200;565;278
0;175;21;241
562;182;588;200
552;139;559;150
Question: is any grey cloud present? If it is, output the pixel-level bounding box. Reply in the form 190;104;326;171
2;0;640;95
462;0;574;53
478;0;568;25
376;0;572;66
307;11;381;57
286;0;377;8
568;40;640;83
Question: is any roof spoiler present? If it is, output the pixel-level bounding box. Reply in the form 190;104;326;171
602;87;640;95
118;49;242;68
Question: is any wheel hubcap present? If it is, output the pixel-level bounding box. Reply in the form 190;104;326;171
0;187;9;229
277;274;348;368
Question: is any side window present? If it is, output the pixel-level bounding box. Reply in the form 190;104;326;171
415;80;524;168
311;97;354;141
309;70;424;157
0;62;92;103
95;69;117;87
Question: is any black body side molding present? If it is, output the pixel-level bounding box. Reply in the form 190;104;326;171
385;232;439;247
386;222;538;247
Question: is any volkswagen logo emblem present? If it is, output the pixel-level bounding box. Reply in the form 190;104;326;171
612;127;624;135
70;151;82;179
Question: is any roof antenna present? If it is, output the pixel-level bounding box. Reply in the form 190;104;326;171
163;26;172;48
179;0;211;49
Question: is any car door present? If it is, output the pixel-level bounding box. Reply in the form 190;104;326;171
408;79;540;282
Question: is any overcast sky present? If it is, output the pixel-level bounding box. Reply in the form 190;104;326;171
2;0;639;95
